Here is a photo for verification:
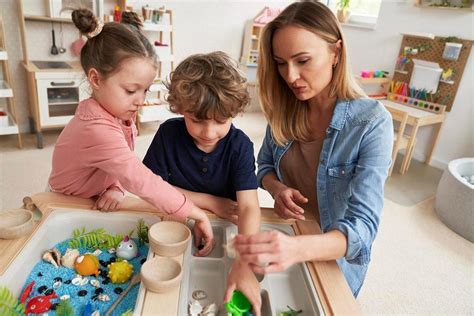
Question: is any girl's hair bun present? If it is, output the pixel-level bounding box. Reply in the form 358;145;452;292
121;11;143;31
71;8;97;35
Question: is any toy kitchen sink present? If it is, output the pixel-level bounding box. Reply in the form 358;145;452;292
0;193;359;315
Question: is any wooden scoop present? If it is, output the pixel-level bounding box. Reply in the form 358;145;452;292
105;273;141;316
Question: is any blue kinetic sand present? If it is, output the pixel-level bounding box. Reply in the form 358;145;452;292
19;238;148;316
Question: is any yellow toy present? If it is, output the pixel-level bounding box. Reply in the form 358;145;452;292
74;254;99;276
108;260;133;284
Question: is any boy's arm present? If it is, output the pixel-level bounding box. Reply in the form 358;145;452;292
175;186;238;224
236;189;260;235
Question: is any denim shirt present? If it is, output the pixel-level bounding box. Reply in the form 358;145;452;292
257;98;393;296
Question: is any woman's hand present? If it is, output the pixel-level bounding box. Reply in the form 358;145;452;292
191;207;216;257
234;231;301;274
273;187;307;220
224;260;261;316
93;187;124;212
206;196;238;224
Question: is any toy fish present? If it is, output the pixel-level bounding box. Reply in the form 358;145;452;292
116;235;139;260
25;292;58;315
20;281;35;304
75;254;100;276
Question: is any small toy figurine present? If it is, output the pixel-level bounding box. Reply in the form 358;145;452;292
20;281;35;304
74;254;100;276
108;261;134;284
24;292;58;315
116;236;138;260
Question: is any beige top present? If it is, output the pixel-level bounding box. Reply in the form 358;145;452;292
280;139;324;224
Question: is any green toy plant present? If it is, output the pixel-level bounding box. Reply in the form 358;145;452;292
278;305;303;316
136;219;149;246
121;309;134;316
338;0;351;10
68;227;134;249
55;299;75;316
0;286;25;316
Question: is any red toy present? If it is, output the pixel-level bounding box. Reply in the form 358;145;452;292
24;292;57;315
20;281;35;304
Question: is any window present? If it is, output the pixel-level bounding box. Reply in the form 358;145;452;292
326;0;382;28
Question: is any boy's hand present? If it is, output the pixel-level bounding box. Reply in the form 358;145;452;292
224;260;262;316
93;187;125;212
207;196;238;224
191;207;215;256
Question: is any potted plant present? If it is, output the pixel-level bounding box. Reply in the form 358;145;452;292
336;0;351;23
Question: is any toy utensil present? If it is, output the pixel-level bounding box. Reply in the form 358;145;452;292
59;22;66;54
105;273;141;316
50;23;59;55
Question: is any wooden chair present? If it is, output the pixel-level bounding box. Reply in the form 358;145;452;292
386;107;415;176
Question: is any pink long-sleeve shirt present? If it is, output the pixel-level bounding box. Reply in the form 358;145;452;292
49;98;192;218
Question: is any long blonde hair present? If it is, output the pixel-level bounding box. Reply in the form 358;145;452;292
258;1;365;146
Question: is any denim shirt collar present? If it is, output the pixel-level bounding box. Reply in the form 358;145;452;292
329;99;350;131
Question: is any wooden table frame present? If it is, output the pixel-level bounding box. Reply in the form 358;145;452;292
382;99;446;173
0;193;359;315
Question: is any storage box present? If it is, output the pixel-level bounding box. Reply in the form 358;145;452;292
443;42;463;61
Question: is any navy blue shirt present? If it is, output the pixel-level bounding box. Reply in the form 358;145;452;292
143;118;258;201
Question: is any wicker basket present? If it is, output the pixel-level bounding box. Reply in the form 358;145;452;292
0;208;34;239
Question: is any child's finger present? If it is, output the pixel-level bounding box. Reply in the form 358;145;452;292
292;190;308;204
223;283;236;303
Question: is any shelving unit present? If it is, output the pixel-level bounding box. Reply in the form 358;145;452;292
415;0;473;10
355;75;392;100
139;9;179;131
240;21;264;68
0;15;22;148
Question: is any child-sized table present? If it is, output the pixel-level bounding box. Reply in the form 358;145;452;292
0;192;359;315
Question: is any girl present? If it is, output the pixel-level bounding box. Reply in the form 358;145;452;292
48;9;214;256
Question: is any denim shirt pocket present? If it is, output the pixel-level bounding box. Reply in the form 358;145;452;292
327;163;357;202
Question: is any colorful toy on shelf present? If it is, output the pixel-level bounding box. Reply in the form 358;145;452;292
108;260;134;284
74;254;100;276
117;235;138;260
25;292;58;315
360;70;389;78
224;290;252;316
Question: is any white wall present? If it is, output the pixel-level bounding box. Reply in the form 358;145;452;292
1;0;472;168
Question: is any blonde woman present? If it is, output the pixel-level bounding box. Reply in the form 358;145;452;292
234;1;393;297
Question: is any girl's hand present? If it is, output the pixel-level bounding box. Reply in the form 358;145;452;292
192;213;216;257
206;196;238;224
224;260;261;316
273;187;307;220
93;187;125;212
233;231;301;274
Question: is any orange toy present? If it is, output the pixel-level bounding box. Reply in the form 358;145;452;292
74;254;100;276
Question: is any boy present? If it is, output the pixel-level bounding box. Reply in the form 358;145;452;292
143;51;261;314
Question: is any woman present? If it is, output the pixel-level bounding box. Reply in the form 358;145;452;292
234;1;393;297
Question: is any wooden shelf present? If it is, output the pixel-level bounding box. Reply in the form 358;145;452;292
142;23;172;32
0;80;13;98
415;4;473;10
24;15;73;23
355;76;391;84
139;103;179;123
0;113;20;136
149;82;166;92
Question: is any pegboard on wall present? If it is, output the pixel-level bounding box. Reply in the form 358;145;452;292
391;34;473;112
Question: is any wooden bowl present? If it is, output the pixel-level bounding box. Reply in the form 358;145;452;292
148;221;191;257
140;257;182;293
0;208;34;239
